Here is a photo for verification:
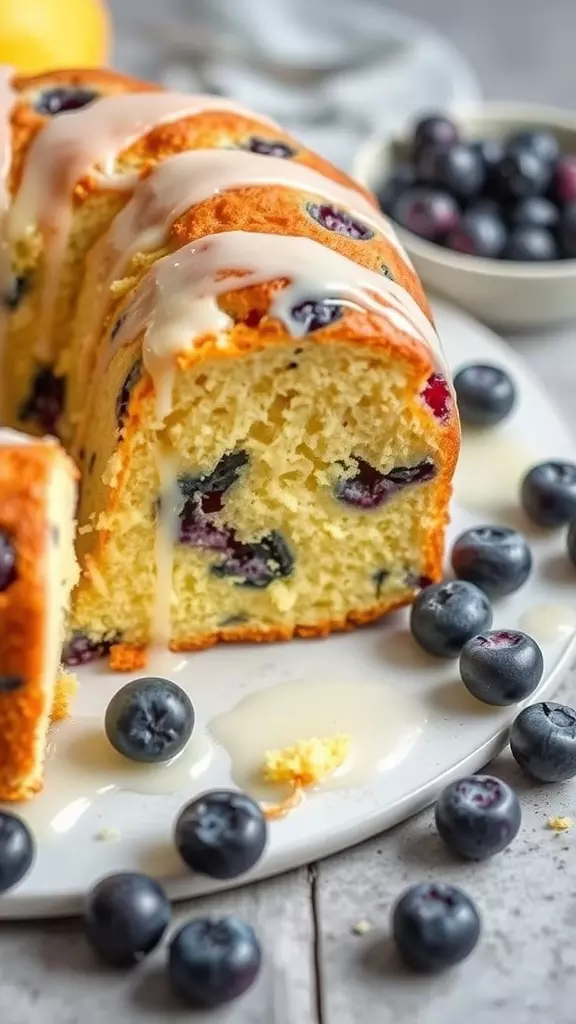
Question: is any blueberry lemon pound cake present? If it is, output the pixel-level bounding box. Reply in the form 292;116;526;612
1;66;459;666
0;431;78;800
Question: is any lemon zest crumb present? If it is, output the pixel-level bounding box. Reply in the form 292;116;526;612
264;734;351;788
547;816;574;832
262;785;304;821
352;919;373;936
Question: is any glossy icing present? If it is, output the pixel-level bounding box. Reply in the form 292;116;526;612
75;148;407;402
112;229;440;424
8;91;278;360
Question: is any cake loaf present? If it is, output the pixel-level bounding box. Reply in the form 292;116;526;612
0;66;459;669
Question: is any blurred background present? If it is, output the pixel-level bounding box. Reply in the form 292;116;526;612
107;0;576;168
2;0;575;169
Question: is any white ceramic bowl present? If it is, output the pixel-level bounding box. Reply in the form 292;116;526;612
353;103;576;331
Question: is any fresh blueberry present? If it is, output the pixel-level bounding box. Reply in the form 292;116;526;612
62;632;115;666
391;187;459;241
510;196;559;231
551;155;576;204
521;461;576;526
116;360;142;430
105;678;194;764
35;87;99;116
413;114;460;153
306;203;373;240
421;373;452;423
18;366;65;435
83;872;170;966
2;274;30;311
175;790;267;879
460;630;544;706
0;812;34;892
335;457;435;510
410;580;493;659
377;164;417;215
435;775;521;860
211;530;294;588
503;225;558;261
169;916;261;1007
445;208;506;258
465;197;502;219
417;143;485;200
496;148;553;199
392;882;481;972
451;526;532;599
470;138;504;182
558;201;576;258
243;136;296;158
507;129;560;165
510;702;576;782
0;531;16;592
453;363;516;426
567;520;576;567
290;299;343;332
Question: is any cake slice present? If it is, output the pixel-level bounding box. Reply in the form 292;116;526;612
68;227;458;660
0;431;78;799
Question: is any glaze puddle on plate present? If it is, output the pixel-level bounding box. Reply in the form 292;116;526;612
2;719;212;839
518;604;576;645
455;428;536;513
209;678;425;803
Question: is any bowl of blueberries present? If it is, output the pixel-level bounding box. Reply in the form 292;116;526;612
353;103;576;329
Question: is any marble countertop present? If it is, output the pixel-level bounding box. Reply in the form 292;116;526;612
3;2;576;1021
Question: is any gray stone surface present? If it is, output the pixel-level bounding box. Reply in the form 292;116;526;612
2;2;576;1021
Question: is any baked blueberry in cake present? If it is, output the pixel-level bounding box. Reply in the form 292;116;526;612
0;64;459;687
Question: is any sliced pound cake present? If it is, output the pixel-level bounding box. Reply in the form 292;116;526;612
0;66;459;668
0;431;78;799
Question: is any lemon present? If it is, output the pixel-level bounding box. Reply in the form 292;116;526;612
0;0;109;74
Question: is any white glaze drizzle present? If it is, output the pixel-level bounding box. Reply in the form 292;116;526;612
113;229;441;424
76;147;408;400
8;91;278;360
0;66;14;415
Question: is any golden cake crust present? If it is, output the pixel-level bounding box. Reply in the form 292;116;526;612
0;443;78;800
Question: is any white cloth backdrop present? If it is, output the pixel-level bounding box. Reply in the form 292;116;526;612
110;0;481;169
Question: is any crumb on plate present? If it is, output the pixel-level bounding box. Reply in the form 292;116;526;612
109;643;147;672
547;816;574;833
51;670;79;722
352;919;373;936
95;827;121;843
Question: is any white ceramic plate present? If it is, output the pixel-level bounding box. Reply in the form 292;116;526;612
2;300;575;919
